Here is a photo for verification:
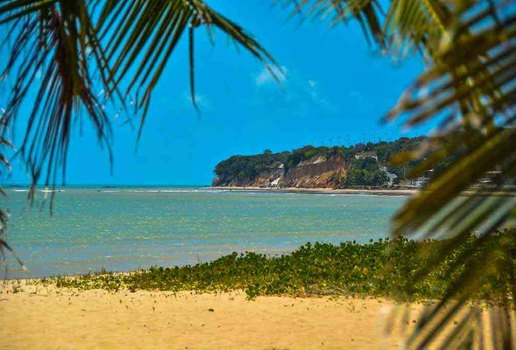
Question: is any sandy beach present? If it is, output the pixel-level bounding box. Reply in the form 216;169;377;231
1;280;507;349
1;281;425;350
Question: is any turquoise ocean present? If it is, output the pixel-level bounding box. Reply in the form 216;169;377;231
3;187;406;278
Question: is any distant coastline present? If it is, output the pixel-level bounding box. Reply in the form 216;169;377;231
211;186;516;197
4;185;514;197
211;186;417;196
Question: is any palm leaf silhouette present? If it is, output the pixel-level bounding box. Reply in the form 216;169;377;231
0;0;278;263
1;1;514;347
281;0;515;348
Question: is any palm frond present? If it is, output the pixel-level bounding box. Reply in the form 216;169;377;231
0;111;13;234
383;0;451;57
0;0;279;189
387;1;515;239
279;0;515;347
95;0;279;138
384;1;516;348
386;230;516;349
0;0;278;275
277;0;385;46
0;121;24;271
0;0;113;198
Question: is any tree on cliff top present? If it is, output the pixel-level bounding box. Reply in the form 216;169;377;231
1;1;515;348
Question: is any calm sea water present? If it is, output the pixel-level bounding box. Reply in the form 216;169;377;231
3;187;406;278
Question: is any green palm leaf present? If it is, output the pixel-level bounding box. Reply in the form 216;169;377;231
281;0;515;348
1;0;113;198
0;1;514;347
277;0;384;45
0;0;278;272
386;3;516;346
0;0;278;192
95;0;279;137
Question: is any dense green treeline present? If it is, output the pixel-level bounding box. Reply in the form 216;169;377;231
213;136;443;187
213;150;289;185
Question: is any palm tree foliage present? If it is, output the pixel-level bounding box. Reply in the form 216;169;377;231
0;0;277;283
280;0;515;348
1;0;515;348
0;0;277;210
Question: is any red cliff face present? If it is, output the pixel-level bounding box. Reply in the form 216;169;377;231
281;154;347;188
213;154;348;188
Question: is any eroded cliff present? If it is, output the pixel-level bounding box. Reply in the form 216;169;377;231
212;151;348;188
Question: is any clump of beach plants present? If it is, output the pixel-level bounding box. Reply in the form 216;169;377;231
48;231;514;302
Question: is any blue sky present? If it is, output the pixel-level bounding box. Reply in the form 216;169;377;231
6;1;427;186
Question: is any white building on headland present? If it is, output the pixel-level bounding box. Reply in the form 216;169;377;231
354;152;378;161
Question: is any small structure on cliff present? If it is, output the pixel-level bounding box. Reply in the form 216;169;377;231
354;152;378;161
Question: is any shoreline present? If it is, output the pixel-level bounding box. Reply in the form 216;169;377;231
211;186;516;197
211;186;417;196
5;185;514;197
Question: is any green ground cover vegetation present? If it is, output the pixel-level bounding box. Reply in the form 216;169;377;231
47;230;515;302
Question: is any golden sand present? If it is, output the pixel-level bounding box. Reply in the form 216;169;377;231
0;282;420;349
2;281;503;349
